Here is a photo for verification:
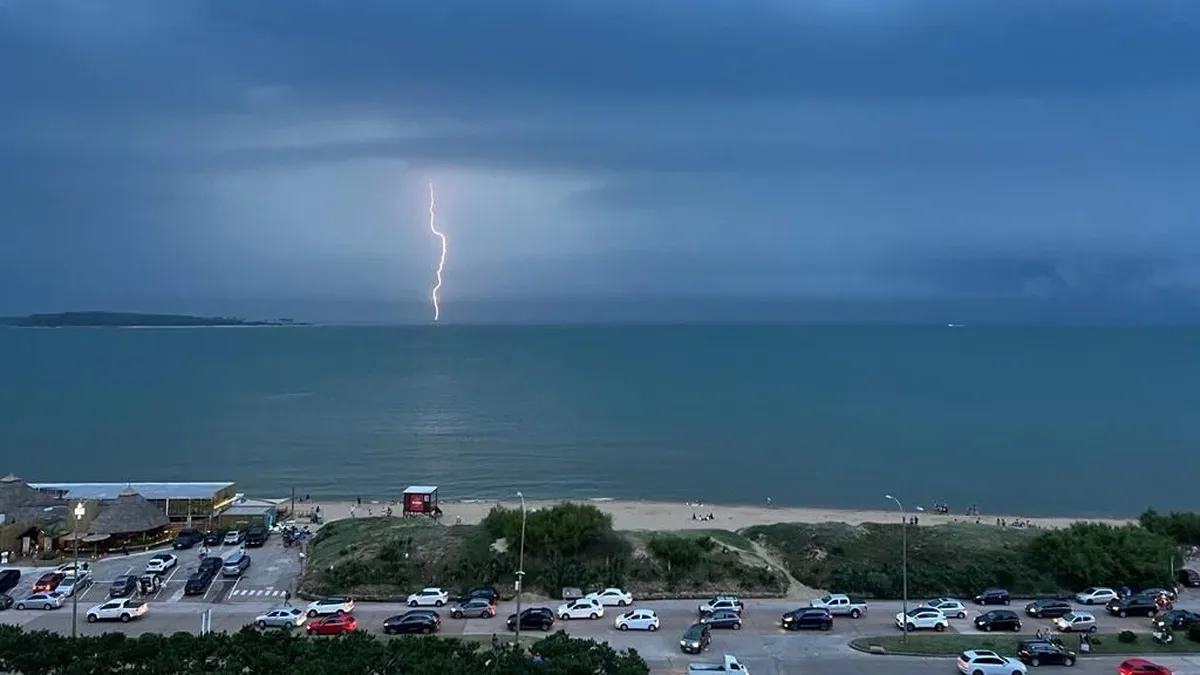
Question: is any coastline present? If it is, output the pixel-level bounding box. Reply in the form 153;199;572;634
290;497;1135;531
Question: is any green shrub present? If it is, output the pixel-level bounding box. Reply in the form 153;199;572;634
1188;623;1200;644
745;520;1177;598
1139;509;1200;547
1026;523;1177;590
1117;630;1137;643
0;625;649;675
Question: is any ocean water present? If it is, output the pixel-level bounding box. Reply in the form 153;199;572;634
0;325;1196;517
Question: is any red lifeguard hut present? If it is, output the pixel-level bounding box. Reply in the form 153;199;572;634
402;485;441;518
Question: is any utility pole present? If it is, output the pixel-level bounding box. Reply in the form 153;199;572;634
886;494;908;642
513;492;527;647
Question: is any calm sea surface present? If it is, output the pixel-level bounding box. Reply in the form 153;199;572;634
1;325;1196;517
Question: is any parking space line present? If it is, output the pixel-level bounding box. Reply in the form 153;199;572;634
154;567;180;600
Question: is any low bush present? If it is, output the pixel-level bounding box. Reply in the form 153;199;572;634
1118;630;1138;644
0;625;649;675
745;520;1178;598
1188;624;1200;644
302;506;786;601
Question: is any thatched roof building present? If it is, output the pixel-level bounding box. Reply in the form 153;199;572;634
0;474;62;509
0;474;66;525
88;487;169;536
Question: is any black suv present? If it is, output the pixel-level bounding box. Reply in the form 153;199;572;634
1179;568;1200;588
780;607;833;631
457;586;500;603
974;587;1011;606
245;526;269;547
1154;609;1200;632
0;569;20;595
974;609;1022;632
680;622;712;654
1017;640;1076;667
1106;595;1160;618
183;573;212;596
109;575;137;598
199;557;223;576
173;528;204;550
1025;599;1072;619
203;531;224;546
506;607;554;632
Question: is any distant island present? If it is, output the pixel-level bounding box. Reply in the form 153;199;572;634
0;312;305;328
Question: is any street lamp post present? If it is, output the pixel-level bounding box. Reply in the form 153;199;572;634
71;501;85;638
513;492;528;646
885;494;909;642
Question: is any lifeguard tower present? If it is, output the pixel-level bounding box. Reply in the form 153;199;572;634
402;485;441;519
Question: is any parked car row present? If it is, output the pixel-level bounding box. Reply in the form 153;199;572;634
171;526;270;551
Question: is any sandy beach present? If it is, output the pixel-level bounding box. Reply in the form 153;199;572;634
289;498;1134;531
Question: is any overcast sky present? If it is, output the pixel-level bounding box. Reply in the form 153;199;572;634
2;0;1199;320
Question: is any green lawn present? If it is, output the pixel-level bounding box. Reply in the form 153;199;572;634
850;633;1200;656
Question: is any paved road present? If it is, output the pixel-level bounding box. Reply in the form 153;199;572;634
6;548;1200;674
6;594;1200;674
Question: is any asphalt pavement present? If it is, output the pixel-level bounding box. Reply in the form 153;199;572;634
5;549;1200;674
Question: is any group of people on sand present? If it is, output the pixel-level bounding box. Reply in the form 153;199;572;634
692;511;716;521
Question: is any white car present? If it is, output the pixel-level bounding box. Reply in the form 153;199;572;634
55;575;93;597
223;530;244;545
585;587;633;607
957;649;1027;675
1054;611;1097;633
895;607;949;632
406;587;449;607
255;606;307;629
924;597;968;619
145;553;178;574
615;608;659;631
305;596;355;617
698;595;744;614
86;598;148;623
54;562;91;578
557;597;604;620
1075;587;1118;605
16;592;64;610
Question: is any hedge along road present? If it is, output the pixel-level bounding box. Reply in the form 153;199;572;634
6;595;1200;675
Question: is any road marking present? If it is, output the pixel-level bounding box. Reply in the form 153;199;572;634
229;575;243;598
229;589;287;598
154;567;180;599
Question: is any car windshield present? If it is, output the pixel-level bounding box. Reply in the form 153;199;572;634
819;595;832;602
684;624;706;639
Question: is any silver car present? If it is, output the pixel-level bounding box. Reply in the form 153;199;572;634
17;592;65;610
254;606;306;629
449;597;496;619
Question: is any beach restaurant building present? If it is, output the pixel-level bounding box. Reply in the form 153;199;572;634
29;481;237;526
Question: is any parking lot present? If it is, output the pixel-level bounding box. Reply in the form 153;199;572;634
2;536;301;609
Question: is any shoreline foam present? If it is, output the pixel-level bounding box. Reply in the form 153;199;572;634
288;497;1134;531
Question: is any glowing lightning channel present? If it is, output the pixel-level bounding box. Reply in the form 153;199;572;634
427;181;448;322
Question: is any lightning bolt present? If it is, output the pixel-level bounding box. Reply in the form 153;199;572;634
428;180;448;322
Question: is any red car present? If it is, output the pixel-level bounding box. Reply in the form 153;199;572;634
1118;658;1172;675
33;573;65;593
306;614;357;636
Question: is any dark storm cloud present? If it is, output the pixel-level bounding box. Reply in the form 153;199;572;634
3;0;1200;314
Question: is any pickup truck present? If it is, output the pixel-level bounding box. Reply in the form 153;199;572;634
809;593;868;618
688;654;750;675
